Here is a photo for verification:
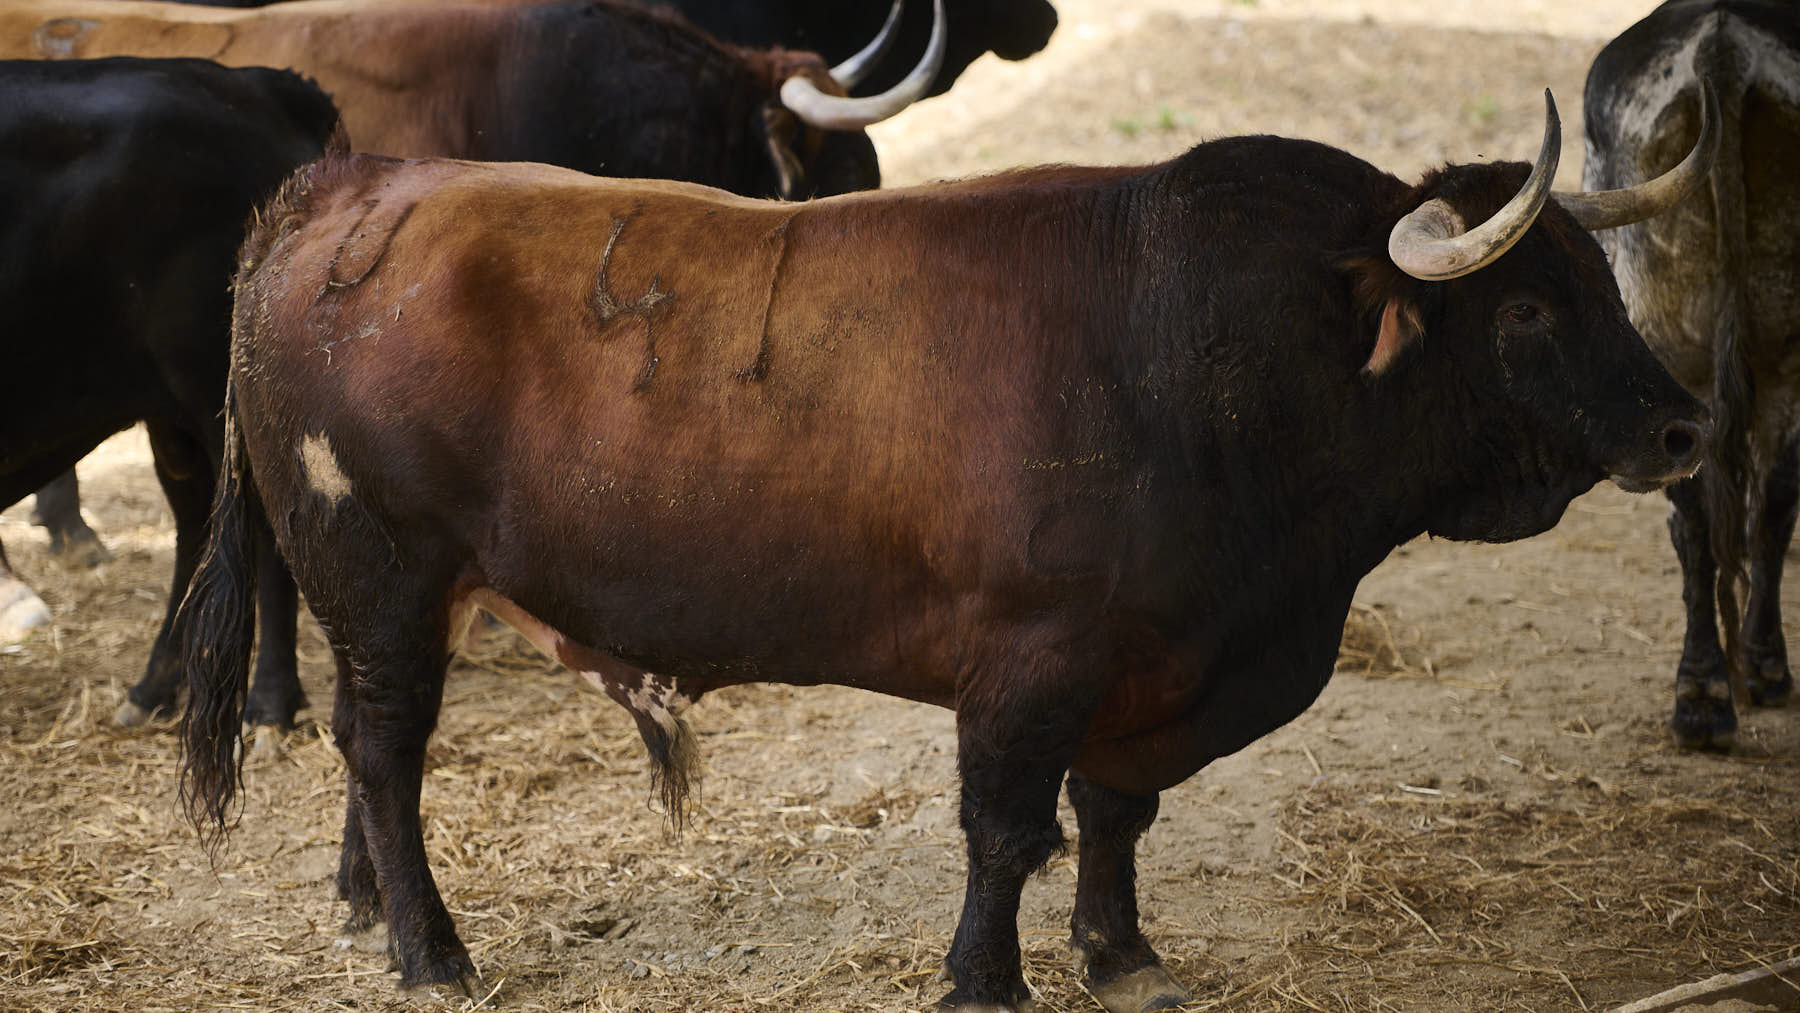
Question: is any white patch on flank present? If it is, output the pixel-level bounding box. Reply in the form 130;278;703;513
299;433;353;503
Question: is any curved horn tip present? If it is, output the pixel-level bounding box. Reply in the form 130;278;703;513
1551;77;1717;230
783;0;945;131
1387;91;1561;281
1540;89;1561;157
829;0;905;90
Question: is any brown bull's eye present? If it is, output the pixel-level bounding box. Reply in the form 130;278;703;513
1504;303;1539;325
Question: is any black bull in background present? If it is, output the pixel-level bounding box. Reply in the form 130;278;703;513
1582;0;1800;751
1;0;945;733
181;94;1713;1010
0;56;338;711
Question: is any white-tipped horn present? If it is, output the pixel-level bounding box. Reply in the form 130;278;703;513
1388;90;1562;281
780;0;944;131
1554;80;1718;230
829;0;904;90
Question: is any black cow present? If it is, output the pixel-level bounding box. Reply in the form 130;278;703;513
182;95;1711;1010
1582;0;1800;749
0;56;337;725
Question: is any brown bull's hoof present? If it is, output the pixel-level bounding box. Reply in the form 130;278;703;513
1084;964;1192;1013
399;955;488;1002
113;699;154;728
247;724;285;763
406;972;494;1005
335;918;389;954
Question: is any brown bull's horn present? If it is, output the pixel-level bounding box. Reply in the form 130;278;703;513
829;0;905;90
1388;90;1561;281
780;0;944;130
1554;81;1719;230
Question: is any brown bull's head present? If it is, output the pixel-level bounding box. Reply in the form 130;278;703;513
1349;90;1715;540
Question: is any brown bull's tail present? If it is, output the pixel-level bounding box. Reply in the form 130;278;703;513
1695;22;1755;707
178;378;262;853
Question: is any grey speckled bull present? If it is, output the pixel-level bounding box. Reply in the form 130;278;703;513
1583;0;1800;749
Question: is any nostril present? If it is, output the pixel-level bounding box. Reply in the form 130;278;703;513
1662;419;1705;465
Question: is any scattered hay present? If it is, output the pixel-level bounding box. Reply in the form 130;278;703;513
1337;603;1422;678
1267;783;1800;1010
0;916;119;983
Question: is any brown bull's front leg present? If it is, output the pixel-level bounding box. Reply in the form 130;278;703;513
940;650;1106;1012
1065;772;1190;1013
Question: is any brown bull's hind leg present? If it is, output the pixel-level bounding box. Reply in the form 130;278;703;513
1667;475;1737;749
325;599;482;995
1742;439;1798;707
1065;772;1191;1013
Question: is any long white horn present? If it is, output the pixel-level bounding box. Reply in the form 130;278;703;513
830;0;904;90
780;0;944;131
1554;81;1718;230
1388;90;1561;281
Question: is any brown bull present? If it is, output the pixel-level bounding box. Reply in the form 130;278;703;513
183;96;1711;1011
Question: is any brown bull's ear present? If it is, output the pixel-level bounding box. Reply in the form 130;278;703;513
1340;254;1425;378
1366;298;1426;377
760;103;806;201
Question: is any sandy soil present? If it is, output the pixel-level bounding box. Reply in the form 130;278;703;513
6;2;1799;1012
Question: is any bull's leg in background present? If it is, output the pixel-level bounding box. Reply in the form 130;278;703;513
242;519;303;731
31;468;112;569
1742;437;1798;706
1666;474;1736;749
115;421;216;726
1066;772;1191;1013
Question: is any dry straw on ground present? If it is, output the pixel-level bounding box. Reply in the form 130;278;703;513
10;598;1800;1013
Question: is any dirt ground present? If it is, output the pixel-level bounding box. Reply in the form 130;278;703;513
6;2;1799;1012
